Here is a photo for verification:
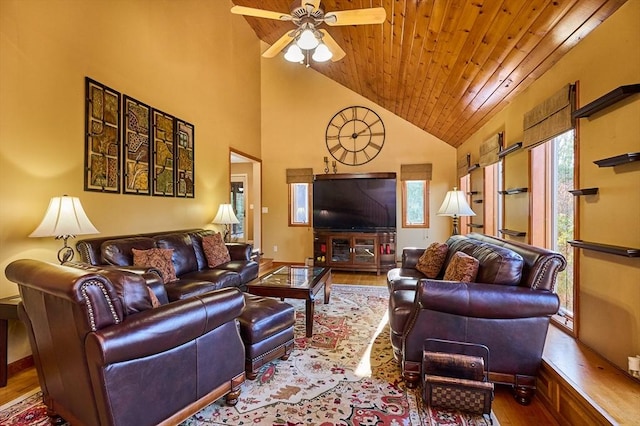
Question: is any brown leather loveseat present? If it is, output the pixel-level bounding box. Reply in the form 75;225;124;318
5;259;246;426
387;233;566;404
76;228;259;302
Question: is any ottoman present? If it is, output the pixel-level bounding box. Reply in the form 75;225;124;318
238;294;295;379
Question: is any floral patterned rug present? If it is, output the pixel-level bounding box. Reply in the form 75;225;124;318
0;284;497;426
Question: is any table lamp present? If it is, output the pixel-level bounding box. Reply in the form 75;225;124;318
29;195;99;263
437;187;475;235
212;204;240;242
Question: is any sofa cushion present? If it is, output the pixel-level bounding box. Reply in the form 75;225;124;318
188;229;216;270
470;243;524;286
101;237;157;266
154;233;199;277
132;248;177;283
443;252;479;282
416;242;448;278
202;233;231;267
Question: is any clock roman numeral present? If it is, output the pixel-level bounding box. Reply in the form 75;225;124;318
329;144;342;154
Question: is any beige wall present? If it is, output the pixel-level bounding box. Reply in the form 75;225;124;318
457;0;640;370
0;0;261;362
259;48;457;264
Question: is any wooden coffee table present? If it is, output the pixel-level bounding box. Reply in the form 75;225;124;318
246;266;331;337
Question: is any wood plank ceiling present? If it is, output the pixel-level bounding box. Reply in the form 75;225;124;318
231;0;626;147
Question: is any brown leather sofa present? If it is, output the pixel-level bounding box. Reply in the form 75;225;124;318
387;233;566;405
76;228;259;301
5;259;246;426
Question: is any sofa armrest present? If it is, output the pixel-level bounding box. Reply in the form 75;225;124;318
226;243;253;261
64;261;169;305
401;247;426;269
87;287;245;364
416;279;560;319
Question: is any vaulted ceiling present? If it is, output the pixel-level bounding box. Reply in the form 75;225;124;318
231;0;625;147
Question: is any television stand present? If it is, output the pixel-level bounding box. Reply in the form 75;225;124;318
313;230;396;275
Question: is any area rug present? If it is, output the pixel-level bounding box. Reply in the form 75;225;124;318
0;284;497;426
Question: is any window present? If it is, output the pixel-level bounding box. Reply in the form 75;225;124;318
458;174;471;234
400;163;432;228
402;180;429;227
530;130;576;332
289;183;310;226
483;161;503;237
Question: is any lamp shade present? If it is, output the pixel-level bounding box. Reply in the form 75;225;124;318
212;204;240;225
296;28;319;50
30;196;99;238
312;43;333;62
284;44;304;62
437;188;476;217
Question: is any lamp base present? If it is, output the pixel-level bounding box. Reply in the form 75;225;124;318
452;216;460;235
56;237;74;264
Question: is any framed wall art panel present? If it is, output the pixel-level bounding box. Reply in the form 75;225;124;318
152;109;175;197
175;119;194;198
123;95;151;195
85;77;121;193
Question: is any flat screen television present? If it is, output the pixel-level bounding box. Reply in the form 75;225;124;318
313;175;397;231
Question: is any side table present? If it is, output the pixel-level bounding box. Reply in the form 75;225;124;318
0;295;20;387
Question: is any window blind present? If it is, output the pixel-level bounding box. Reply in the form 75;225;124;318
523;84;575;149
285;168;314;184
400;163;432;181
457;155;470;179
479;132;502;167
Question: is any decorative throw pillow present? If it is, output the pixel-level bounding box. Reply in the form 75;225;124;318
146;287;161;308
416;242;449;278
132;248;177;283
443;251;480;282
202;233;231;268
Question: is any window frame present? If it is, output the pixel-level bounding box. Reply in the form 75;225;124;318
288;182;311;227
529;130;577;335
401;179;429;228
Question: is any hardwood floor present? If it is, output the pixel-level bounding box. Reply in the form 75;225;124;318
0;269;558;425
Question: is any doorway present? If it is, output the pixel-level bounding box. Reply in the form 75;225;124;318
230;150;262;253
231;174;247;241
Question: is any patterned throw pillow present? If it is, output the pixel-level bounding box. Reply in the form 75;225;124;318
132;248;177;283
202;233;231;268
416;242;449;278
443;251;480;282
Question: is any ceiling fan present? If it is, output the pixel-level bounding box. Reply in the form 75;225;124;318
231;1;386;63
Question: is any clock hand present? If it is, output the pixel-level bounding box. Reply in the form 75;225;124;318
355;118;381;136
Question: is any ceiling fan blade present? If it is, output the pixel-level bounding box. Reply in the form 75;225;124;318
303;0;321;11
230;5;292;21
262;32;295;58
324;7;386;26
319;29;346;62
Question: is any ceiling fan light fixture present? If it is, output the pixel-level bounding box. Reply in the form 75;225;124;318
296;28;319;50
284;44;304;62
312;43;332;62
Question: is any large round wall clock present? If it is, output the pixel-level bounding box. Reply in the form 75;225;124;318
325;106;385;166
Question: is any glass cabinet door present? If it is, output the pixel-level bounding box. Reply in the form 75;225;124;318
330;237;351;264
353;237;376;265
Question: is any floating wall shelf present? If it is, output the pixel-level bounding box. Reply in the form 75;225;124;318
593;152;640;167
499;187;529;195
569;188;599;196
573;84;640;118
568;240;640;258
499;229;527;237
497;142;523;158
468;164;481;172
468;223;484;229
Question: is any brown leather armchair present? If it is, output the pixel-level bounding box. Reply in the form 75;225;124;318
5;259;246;426
388;234;566;405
